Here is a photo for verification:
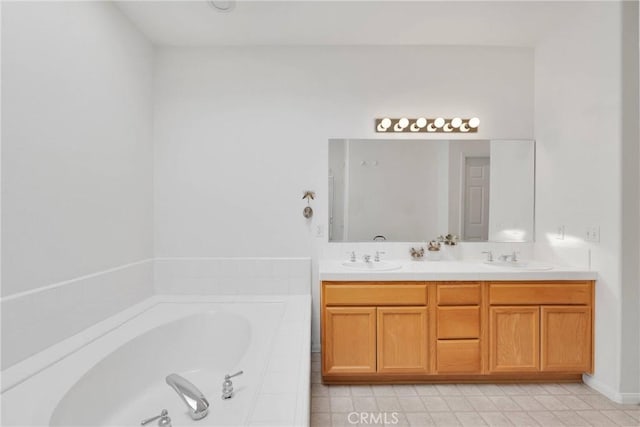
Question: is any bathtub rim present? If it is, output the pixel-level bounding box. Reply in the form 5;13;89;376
1;294;311;427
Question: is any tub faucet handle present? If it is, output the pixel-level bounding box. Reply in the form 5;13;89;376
141;409;171;427
222;370;243;400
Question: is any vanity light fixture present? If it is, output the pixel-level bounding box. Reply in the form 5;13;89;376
375;117;480;133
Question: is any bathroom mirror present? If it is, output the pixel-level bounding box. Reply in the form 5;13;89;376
328;139;534;242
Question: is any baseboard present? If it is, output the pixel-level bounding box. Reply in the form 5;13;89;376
583;374;640;404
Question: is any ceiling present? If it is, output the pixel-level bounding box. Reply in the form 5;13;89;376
114;1;586;47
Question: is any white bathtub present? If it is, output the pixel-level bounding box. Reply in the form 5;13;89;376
1;295;310;426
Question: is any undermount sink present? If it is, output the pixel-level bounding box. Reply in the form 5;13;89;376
341;261;402;271
483;261;554;271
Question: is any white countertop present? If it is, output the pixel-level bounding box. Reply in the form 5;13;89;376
319;259;598;281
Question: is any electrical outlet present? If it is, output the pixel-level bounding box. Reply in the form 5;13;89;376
316;225;324;238
556;225;565;240
585;225;600;242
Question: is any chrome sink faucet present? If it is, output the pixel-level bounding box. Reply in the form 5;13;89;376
362;254;372;263
166;374;209;420
374;251;385;262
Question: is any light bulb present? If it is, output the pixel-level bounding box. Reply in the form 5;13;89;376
468;117;480;128
443;123;453;132
451;117;462;128
377;118;392;132
434;117;445;128
394;117;409;131
410;117;427;132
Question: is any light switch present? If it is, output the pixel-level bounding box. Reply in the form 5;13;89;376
585;226;600;242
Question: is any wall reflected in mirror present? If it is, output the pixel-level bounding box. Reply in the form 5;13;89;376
328;139;534;242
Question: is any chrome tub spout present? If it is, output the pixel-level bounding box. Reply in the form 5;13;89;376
165;374;209;420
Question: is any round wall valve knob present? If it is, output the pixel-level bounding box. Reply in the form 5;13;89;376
303;206;313;218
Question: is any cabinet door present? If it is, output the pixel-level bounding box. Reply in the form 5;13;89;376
489;306;539;372
377;307;429;373
324;307;376;374
541;306;592;372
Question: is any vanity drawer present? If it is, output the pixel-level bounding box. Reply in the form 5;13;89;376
323;282;427;306
489;283;591;305
436;340;481;373
437;306;480;339
437;283;481;305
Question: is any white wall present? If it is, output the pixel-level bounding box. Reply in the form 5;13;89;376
153;46;534;353
488;140;534;242
534;1;639;402
1;2;154;368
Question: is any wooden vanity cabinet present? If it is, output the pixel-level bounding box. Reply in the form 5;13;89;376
321;280;594;383
322;282;429;377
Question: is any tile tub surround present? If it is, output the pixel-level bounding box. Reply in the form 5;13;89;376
154;257;311;295
2;295;311;426
309;354;640;427
1;257;310;371
1;260;154;370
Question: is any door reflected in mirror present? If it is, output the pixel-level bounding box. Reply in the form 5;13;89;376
328;139;534;242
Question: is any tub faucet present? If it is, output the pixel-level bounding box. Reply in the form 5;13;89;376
165;374;209;420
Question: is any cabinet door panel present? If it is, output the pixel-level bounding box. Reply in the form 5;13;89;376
437;283;481;305
489;306;539;372
377;307;428;373
324;283;427;306
437;340;481;373
489;283;591;305
541;306;592;372
324;307;376;374
437;306;480;339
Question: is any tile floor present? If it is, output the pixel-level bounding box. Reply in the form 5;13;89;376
310;354;640;427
